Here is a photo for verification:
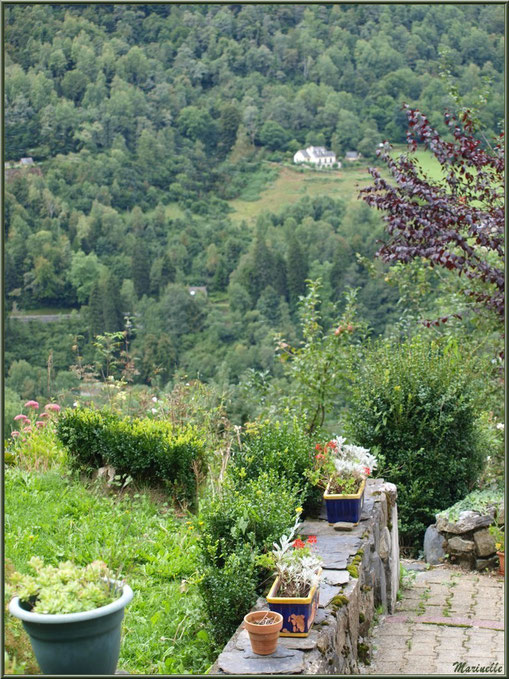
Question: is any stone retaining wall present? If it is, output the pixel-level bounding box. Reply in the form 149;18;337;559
210;478;400;675
424;503;504;570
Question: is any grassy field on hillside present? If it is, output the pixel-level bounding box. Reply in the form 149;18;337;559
228;162;374;224
227;146;442;225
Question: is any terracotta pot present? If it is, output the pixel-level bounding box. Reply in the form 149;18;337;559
243;611;283;655
497;551;504;576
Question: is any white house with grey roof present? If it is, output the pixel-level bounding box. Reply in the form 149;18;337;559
293;146;338;167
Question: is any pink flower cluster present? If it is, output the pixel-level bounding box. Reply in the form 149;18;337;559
11;401;62;441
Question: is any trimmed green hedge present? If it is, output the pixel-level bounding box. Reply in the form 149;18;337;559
56;407;204;504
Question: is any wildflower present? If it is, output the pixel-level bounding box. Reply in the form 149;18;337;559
40;413;50;419
364;466;371;476
151;408;157;414
24;400;39;409
496;423;504;430
14;414;29;422
315;444;323;451
23;425;33;433
306;535;317;545
11;430;20;438
45;403;61;412
36;421;45;428
295;507;303;514
293;539;306;549
73;402;79;407
316;453;324;460
152;396;158;403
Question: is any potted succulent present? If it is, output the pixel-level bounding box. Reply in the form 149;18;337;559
243;610;283;655
8;557;133;675
264;513;322;637
307;436;377;525
489;524;504;576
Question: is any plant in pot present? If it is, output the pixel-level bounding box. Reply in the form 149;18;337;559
243;610;283;655
261;513;322;637
489;524;505;576
307;436;377;525
8;557;133;675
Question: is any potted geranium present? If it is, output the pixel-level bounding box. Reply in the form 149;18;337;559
264;513;322;637
307;436;377;525
8;557;133;675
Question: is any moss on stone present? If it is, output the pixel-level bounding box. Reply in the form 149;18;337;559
331;594;349;610
347;564;359;578
358;642;370;664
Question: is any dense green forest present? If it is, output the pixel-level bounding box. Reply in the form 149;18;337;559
4;3;505;415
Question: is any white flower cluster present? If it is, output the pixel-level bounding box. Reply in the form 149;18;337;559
331;435;377;478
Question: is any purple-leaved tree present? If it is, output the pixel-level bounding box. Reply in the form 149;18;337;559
360;105;504;327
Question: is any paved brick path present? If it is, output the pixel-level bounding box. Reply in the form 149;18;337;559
361;561;504;675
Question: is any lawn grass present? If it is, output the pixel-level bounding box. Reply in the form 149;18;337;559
4;467;216;674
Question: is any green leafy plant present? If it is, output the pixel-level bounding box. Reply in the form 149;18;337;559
8;557;119;614
275;280;368;433
489;524;504;553
345;334;486;551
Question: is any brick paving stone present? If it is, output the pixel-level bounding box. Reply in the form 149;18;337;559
362;564;504;675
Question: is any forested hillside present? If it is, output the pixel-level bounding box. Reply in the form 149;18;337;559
4;3;505;414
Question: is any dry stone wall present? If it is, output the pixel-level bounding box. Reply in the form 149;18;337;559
424;503;504;571
210;478;400;675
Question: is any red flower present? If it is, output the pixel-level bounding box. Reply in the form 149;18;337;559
306;535;317;545
293;539;306;549
315;453;324;460
328;440;337;449
45;403;61;412
364;466;371;476
315;444;323;452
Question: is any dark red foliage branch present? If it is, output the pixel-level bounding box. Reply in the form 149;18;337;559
360;105;504;323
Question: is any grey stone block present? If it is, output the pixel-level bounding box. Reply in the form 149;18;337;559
218;648;305;674
448;535;475;553
322;569;350;586
473;528;497;557
423;524;446;565
436;510;494;534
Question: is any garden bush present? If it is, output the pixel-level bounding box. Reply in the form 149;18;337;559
230;417;316;503
345;335;486;551
197;470;303;643
198;544;258;646
56;407;204;504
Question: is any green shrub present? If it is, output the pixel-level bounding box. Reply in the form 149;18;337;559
345;335;486;551
198;544;258;646
198;471;302;567
230;418;315;501
56;407;204;504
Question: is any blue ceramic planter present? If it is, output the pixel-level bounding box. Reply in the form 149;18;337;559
9;583;133;675
266;569;321;637
324;478;366;525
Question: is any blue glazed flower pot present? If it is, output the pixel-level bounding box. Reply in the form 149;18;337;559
324;478;366;525
266;569;321;637
9;583;133;675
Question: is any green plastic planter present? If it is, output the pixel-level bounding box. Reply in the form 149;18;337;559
9;583;133;675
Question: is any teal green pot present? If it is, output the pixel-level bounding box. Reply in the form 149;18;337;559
9;583;133;675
